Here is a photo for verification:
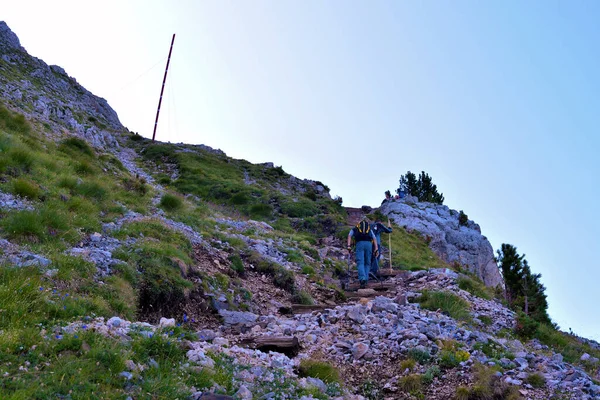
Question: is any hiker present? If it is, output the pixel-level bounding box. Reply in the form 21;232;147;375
347;219;378;288
370;218;393;276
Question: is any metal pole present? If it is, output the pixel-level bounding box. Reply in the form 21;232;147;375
388;218;393;272
152;34;176;142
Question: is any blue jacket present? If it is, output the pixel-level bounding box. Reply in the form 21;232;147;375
370;222;392;246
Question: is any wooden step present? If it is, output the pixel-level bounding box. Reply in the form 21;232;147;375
345;287;397;299
290;304;337;314
237;336;300;357
347;281;397;291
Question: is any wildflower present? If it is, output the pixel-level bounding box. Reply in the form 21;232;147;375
39;287;44;291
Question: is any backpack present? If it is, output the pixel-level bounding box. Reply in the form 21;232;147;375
353;220;372;242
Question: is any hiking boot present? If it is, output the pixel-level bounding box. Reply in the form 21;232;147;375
360;280;367;289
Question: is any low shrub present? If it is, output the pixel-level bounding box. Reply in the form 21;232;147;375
292;290;314;305
59;137;94;157
248;203;273;219
159;193;183;212
457;363;521;400
457;276;492;300
1;210;45;241
298;359;340;384
439;340;470;369
74;160;95;175
400;358;416;371
458;210;468;226
418;290;471;321
228;254;244;275
398;374;422;394
11;178;41;200
421;365;441;385
75;181;107;201
526;372;546;388
408;348;431;364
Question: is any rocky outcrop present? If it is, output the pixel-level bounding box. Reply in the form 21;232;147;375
380;197;503;287
0;21;123;148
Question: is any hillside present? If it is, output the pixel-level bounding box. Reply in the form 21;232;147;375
1;21;600;400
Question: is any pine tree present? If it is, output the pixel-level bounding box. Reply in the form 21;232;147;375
397;170;444;204
496;244;551;324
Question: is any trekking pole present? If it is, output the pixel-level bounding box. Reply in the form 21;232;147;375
388;218;393;273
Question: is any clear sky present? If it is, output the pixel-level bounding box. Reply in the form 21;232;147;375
3;1;599;340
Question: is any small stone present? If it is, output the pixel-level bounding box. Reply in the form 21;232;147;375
348;306;367;324
197;329;217;341
90;232;102;242
44;269;58;278
213;337;229;346
581;353;591;361
235;385;253;400
159;317;176;327
107;316;122;327
119;371;133;380
352;342;369;360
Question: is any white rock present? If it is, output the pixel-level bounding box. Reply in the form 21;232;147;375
159;317;175;328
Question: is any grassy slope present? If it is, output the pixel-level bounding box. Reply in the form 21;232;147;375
3;103;599;397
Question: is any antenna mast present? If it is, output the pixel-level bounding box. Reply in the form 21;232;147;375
152;33;176;142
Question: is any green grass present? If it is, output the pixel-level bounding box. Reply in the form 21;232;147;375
457;275;493;300
398;374;422;395
159;193;184;211
381;225;449;271
526;373;546;388
292;290;314;305
455;363;521;400
11;178;41;199
298;359;341;384
417;290;471;321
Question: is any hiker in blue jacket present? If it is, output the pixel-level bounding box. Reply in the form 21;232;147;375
370;218;393;276
347;219;378;288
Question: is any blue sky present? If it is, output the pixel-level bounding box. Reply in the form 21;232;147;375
3;1;599;339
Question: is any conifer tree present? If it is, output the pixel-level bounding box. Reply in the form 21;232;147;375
496;244;551;324
397;170;444;204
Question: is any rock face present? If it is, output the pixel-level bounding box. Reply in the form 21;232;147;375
380;197;503;287
0;21;123;148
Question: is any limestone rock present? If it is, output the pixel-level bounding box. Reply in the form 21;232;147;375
380;199;503;287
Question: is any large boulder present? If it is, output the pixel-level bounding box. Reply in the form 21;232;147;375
380;199;503;287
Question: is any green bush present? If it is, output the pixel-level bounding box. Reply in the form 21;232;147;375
0;105;31;133
418;290;471;321
59;137;94;157
248;203;273;219
526;373;546;388
408;348;431;364
398;374;422;394
457;276;492;300
11;178;41;200
292;290;314;305
279;198;319;218
74;160;95;175
228;254;244;275
421;366;441;385
458;210;468;226
75;181;107;201
57;175;79;189
515;312;539;339
1;210;45;241
457;363;521;400
2;148;34;175
159;193;183;211
298;359;340;384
